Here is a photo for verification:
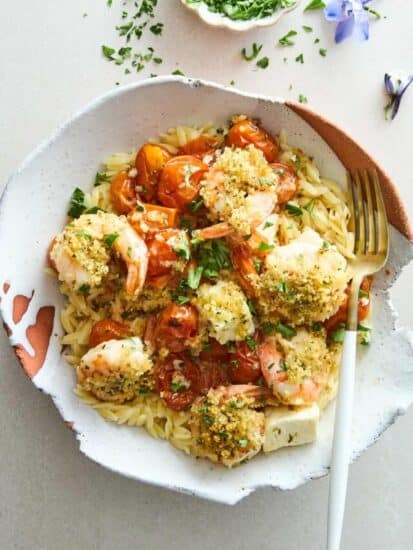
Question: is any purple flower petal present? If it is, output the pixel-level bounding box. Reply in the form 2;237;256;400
384;73;394;95
399;74;413;96
324;1;345;21
353;10;369;41
335;16;355;43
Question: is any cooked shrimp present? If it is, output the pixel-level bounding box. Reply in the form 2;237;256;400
77;337;154;403
257;330;333;406
189;385;270;467
200;146;278;236
50;211;148;295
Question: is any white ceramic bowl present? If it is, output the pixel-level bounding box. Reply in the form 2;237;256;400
1;77;413;504
180;0;301;31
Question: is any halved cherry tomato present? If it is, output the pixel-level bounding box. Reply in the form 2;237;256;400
146;228;189;279
110;171;137;215
228;340;262;384
199;339;229;363
154;303;199;352
128;202;179;236
226;119;278;162
325;277;372;332
135;143;172;202
270;163;299;204
178;135;220;157
154;354;201;411
157;155;208;210
89;319;130;348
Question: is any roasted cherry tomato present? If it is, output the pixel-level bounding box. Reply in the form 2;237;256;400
110;171;137;215
157;155;208;210
226;119;278;162
228;340;262;384
89;319;130;348
154;354;201;411
154;303;199;352
135;143;172;202
198;363;230;393
325;277;372;332
271;163;299;204
199;339;230;363
146;228;189;279
178;135;220;158
128;202;179;236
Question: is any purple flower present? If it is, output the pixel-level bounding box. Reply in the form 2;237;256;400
384;72;413;121
324;1;371;43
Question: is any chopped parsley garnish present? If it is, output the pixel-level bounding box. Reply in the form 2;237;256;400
298;94;308;104
244;335;257;350
94;172;111;186
104;233;119;248
187;266;203;290
76;230;92;240
79;284;90;295
247;300;256;315
302;25;313;32
319;48;327;57
139;387;150;395
194;239;232;279
357;324;370;332
279;359;287;372
241;42;262;61
202;342;212;351
286;203;303;217
276;281;288;293
258;242;274;253
304;198;316;216
150;22;164;35
259;177;274;186
173;239;191;261
68;187;87;218
172;69;185;76
304;0;326;10
314;37;320;44
180;218;193;231
231;359;239;367
275;322;296;339
278;30;297;46
170;382;186;393
256;56;269;69
295;53;304;64
175;295;191;306
263;221;274;229
321;240;330;251
359;289;368;298
253;258;263;272
187;0;297;21
238;439;249;448
331;324;345;343
102;45;116;60
311;322;322;331
189;197;204;213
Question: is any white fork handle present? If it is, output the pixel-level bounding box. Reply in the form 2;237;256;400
327;330;358;550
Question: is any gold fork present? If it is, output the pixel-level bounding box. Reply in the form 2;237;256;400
327;170;390;550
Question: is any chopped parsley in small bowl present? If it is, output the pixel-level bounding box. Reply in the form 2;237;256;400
181;0;301;31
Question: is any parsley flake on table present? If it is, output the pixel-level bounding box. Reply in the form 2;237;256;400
278;30;297;46
304;0;326;10
295;53;304;64
241;42;262;61
298;94;308;104
319;48;327;57
256;56;269;69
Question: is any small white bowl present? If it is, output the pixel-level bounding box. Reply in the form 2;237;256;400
180;0;301;31
1;77;412;504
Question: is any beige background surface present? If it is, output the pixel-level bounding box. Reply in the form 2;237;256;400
1;1;412;549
